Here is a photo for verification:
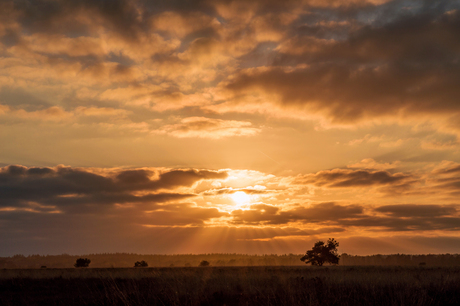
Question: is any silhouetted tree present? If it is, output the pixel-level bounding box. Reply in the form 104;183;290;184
199;260;210;267
74;258;91;268
134;260;148;267
301;238;340;266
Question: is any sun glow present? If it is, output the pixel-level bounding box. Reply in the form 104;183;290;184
230;191;251;207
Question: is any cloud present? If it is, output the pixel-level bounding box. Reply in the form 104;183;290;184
228;202;460;232
424;161;460;196
152;11;220;39
432;161;460;175
231;202;364;225
339;215;460;232
204;186;269;196
375;204;457;218
294;168;412;188
420;139;459;151
74;106;129;117
1;162;460;255
2;0;460;257
321;202;460;232
347;158;400;170
155;169;228;188
215;3;460;128
3;0;457;137
155;117;261;139
0;165;227;213
143;203;226;226
0;87;53;111
7;0;144;40
10;106;73;121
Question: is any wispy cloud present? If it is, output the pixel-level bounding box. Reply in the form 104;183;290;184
155;117;261;139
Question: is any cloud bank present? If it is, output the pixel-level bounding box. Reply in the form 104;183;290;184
1;162;460;255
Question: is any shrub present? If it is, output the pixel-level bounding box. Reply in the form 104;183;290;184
134;260;148;267
74;258;91;268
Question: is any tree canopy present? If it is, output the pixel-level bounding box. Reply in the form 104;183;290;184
301;238;340;266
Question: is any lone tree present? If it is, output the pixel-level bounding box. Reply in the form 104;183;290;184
134;260;148;267
199;260;210;267
301;238;340;266
74;258;91;268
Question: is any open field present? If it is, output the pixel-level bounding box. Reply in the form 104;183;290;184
1;266;460;306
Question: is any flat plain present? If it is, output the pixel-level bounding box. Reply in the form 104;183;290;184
1;266;460;305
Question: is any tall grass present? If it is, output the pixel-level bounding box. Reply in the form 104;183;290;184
1;266;459;305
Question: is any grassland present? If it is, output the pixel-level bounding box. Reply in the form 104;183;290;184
1;266;459;305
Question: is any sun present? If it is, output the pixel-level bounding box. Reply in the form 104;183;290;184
230;191;250;206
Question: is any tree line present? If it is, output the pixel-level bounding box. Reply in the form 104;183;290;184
1;248;459;269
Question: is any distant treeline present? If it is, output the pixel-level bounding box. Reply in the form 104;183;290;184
341;253;460;266
1;253;459;269
0;253;300;269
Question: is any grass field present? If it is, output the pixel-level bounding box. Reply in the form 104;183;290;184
1;266;459;305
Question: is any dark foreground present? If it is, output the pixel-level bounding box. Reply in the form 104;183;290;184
1;266;459;306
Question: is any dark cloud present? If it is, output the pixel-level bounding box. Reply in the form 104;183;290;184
1;0;217;42
6;0;457;127
230;201;460;232
225;62;460;123
295;169;412;188
434;164;460;174
231;202;364;225
433;180;460;194
43;193;194;215
281;2;460;64
0;87;52;111
0;165;230;251
424;163;460;195
8;0;143;39
224;2;460;123
375;204;457;217
157;169;227;188
0;165;227;212
0;1;163;82
282;202;364;221
115;169;153;185
333;203;460;232
0;29;21;47
339;215;460;232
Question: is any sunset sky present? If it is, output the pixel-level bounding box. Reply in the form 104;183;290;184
1;0;460;256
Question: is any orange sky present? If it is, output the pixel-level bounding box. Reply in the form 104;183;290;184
1;0;460;256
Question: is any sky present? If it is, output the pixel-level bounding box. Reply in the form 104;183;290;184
1;0;460;256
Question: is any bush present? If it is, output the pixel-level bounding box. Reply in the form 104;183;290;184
199;260;210;267
134;260;148;267
74;258;91;268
